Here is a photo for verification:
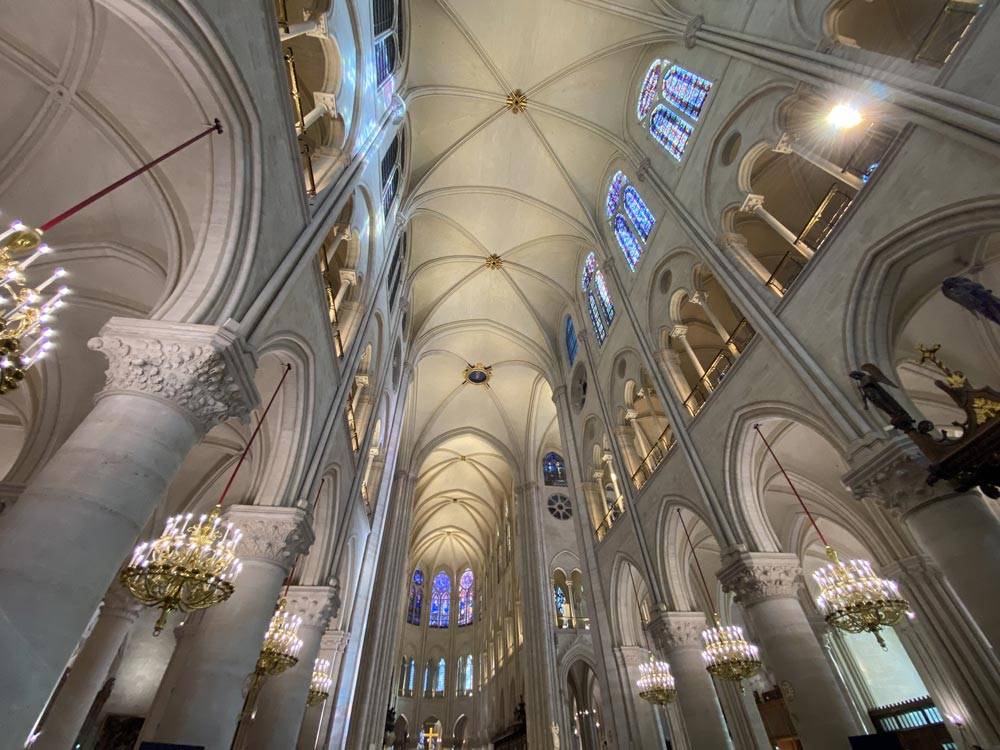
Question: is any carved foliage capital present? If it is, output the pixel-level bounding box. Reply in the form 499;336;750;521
89;318;258;433
848;449;941;517
225;505;314;571
719;552;801;607
286;585;339;630
321;629;350;654
647;611;707;652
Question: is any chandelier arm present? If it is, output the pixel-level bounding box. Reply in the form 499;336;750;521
676;509;718;624
752;423;830;548
39;120;224;232
217;362;293;507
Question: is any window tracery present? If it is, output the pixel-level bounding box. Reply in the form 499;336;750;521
543;452;567;486
429;570;451;628
637;59;712;161
458;568;474;626
637;59;663;121
406;569;423;625
581;252;615;345
565;315;579;365
373;0;401;88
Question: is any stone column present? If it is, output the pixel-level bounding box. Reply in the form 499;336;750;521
0;318;257;742
140;505;313;749
614;645;672;749
514;482;566;748
246;585;338;749
647;610;733;749
297;630;349;750
717;232;773;286
690;291;738;354
773;133;864;191
853;453;1000;653
613;424;643;481
670;325;708;381
740;194;814;260
33;585;142;750
719;551;860;749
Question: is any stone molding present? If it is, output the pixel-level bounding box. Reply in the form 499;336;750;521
842;438;949;518
88;318;259;434
321;629;350;654
224;504;314;569
684;14;704;48
286;585;339;630
615;645;653;669
647;610;707;652
719;551;801;607
881;553;940;582
102;583;143;622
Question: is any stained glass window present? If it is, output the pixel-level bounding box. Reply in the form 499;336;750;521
373;0;399;87
406;569;423;625
462;655;474;692
458;569;474;626
614;215;642;271
423;660;432;694
637;59;664;121
435;658;446;694
587;293;606;345
543;452;567;486
622;186;655;242
606;171;627;219
581;252;597;290
554;586;568;620
429;571;451;628
662;65;712;121
650;105;693;161
565;315;578;365
595;271;615;324
407;658;416;692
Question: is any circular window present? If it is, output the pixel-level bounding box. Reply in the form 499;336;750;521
616;358;627;379
720;131;742;166
659;270;672;295
547;494;572;520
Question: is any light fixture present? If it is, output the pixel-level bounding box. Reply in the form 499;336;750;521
754;424;908;649
121;363;292;634
637;657;677;704
677;508;763;687
255;597;304;677
307;658;333;705
826;103;863;129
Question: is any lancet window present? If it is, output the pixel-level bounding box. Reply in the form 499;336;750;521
543;452;567;486
606;171;656;270
429;571;451;627
406;569;424;625
381;133;404;217
581;252;615;345
565;315;579;365
638;59;712;161
373;0;402;88
458;568;474;626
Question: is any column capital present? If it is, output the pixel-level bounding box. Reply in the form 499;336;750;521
286;585;339;630
647;610;708;652
224;504;313;571
551;384;568;402
669;324;689;339
719;551;801;606
773;132;794;154
102;583;143;623
842;439;946;517
88;318;259;434
515;480;537;497
689;290;709;307
740;193;766;213
321;629;350;653
614;644;654;669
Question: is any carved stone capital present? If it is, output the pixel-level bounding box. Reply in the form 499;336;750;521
719;552;801;607
321;629;350;654
224;505;314;571
670;324;689;339
102;583;143;623
843;439;946;517
286;585;339;630
615;645;654;669
690;290;709;307
773;132;794;154
740;193;766;214
647;610;708;652
881;553;941;583
88;318;258;434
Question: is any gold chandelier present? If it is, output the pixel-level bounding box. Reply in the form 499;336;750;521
701;620;762;683
121;363;293;634
120;506;241;635
636;657;677;704
255;598;304;677
754;424;909;649
813;548;908;648
307;658;333;706
676;509;763;687
0;222;69;392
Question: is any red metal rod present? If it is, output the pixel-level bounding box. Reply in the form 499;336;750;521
753;423;830;547
216;362;292;508
39;120;223;232
676;509;717;618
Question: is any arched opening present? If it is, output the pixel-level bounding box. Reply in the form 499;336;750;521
623;368;674;488
419;716;444;749
581;419;626;541
567;660;604;750
453;714;469;748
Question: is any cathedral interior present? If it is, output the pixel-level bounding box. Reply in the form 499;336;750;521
2;0;1000;748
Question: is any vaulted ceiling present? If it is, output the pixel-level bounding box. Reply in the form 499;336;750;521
402;0;670;568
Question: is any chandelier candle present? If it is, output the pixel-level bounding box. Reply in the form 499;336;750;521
753;423;908;648
636;658;677;705
121;362;293;634
307;658;334;706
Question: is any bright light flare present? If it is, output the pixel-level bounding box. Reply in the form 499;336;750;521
826;103;863;130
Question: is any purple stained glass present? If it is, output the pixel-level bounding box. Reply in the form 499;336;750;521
407;569;424;625
662;65;712;121
595;271;615;324
650;105;692;161
458;569;474;626
637;59;663;121
622;185;655;242
429;571;451;628
606;171;627;219
581;252;597;291
587;293;606;344
614;215;643;271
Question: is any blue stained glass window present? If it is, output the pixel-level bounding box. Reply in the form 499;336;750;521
662;65;712;121
650;105;693;161
429;571;451;628
554;586;568;619
458;569;474;626
614;215;643;271
462;655;474;692
435;658;446;693
595;271;615;324
587;293;606;345
407;658;415;691
622;186;655;242
565;316;578;365
407;569;424;625
581;252;597;290
543;452;567;486
637;60;664;121
606;171;627;219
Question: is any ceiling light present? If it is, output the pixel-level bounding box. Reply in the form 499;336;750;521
826;103;863;129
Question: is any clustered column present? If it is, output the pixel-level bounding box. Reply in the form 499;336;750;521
719;551;860;749
0;317;257;743
139;504;313;749
297;629;349;750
